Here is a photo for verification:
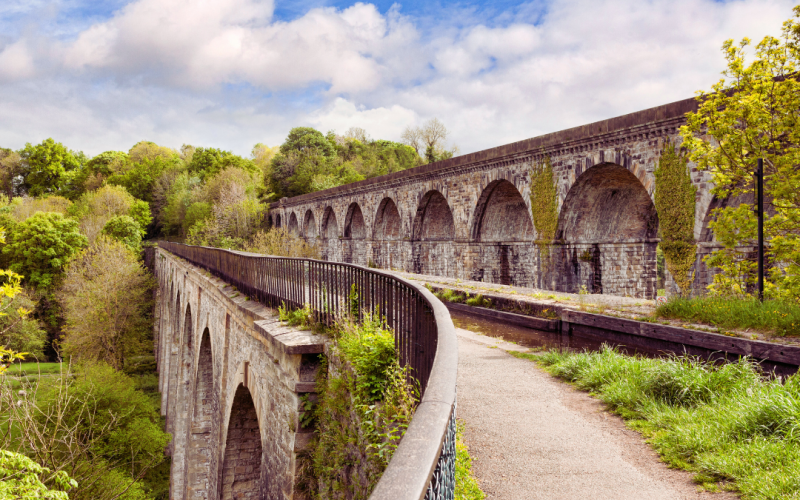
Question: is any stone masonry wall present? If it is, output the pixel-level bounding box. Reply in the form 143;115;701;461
155;249;325;500
272;97;721;300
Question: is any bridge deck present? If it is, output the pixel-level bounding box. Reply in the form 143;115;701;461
455;328;737;500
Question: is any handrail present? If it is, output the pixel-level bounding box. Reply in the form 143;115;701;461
158;242;458;500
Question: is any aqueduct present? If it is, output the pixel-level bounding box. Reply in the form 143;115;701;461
271;96;720;299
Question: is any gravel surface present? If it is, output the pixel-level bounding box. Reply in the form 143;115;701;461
456;328;739;500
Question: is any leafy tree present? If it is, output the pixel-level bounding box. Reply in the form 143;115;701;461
0;148;23;198
108;156;180;203
188;147;257;180
102;215;143;251
0;449;77;499
0;291;46;358
59;237;153;370
70;185;150;242
401;118;458;163
19;139;82;197
680;7;800;299
127;141;177;164
4;212;87;289
280;127;336;157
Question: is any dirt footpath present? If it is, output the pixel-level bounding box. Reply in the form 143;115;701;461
456;328;739;500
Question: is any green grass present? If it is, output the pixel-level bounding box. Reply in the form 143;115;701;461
655;296;800;336
514;346;800;499
5;362;64;377
455;420;485;500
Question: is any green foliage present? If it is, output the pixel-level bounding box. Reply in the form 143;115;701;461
19;139;82;198
280;127;336;158
182;202;212;234
188;147;257;180
4;212;88;289
102;215;143;250
435;288;465;303
0;290;46;359
349;284;360;318
655;295;800;336
306;314;418;498
455;421;485;500
243;228;320;259
529;157;558;260
528;346;800;499
0;449;77;499
464;294;491;308
680;8;800;299
278;302;314;329
655;143;697;296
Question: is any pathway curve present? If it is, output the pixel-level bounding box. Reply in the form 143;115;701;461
456;327;739;500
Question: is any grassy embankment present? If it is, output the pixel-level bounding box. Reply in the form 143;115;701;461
656;296;800;337
509;346;800;500
455;420;485;500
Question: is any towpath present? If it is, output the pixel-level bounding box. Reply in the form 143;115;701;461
456;327;739;500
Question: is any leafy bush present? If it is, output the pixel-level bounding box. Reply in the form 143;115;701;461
244;227;320;259
102;215;143;250
0;291;46;358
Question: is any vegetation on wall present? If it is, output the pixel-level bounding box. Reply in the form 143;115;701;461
529;157;559;261
654;143;697;296
296;313;417;499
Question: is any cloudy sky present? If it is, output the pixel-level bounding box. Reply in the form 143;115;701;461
0;0;795;157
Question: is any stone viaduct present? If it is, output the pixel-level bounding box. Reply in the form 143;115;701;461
154;248;325;500
271;96;724;300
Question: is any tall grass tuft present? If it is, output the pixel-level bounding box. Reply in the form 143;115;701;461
534;346;800;499
655;295;800;336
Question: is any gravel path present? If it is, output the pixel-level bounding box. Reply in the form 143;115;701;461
456;327;739;500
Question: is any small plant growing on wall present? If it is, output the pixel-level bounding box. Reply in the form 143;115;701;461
655;142;697;296
529;156;559;263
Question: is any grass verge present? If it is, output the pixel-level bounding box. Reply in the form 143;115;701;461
514;346;800;500
655;296;800;336
455;420;485;500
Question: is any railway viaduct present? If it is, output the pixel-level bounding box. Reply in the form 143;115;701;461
271;96;725;300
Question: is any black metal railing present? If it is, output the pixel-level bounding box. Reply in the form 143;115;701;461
158;242;458;500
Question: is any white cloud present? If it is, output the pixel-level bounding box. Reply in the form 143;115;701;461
0;0;797;156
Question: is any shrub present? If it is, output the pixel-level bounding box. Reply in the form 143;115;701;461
102;215;143;251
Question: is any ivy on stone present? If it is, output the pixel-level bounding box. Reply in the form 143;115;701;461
529;157;559;261
655;143;696;296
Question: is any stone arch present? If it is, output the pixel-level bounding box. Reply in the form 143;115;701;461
471;180;534;242
221;384;263;500
275;213;282;228
303;209;317;239
167;291;182;430
343;202;366;239
554;163;659;298
412;190;455;241
169;302;194;496
373;197;402;240
287;212;299;235
185;328;216;498
321;207;340;261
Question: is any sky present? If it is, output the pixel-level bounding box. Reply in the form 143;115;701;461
0;0;796;157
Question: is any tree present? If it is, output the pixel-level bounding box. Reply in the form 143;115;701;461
0;291;46;358
188;147;257;180
0;148;23;199
70;185;151;243
127;141;177;164
19;139;82;197
102;216;143;251
400;126;422;154
59;237;153;370
401;118;458;163
0;449;76;499
4;212;87;289
680;7;800;298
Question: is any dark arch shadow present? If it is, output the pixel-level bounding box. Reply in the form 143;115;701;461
169;303;194;495
412;190;455;241
287;212;299;235
185;328;216;498
321;207;339;261
167;291;182;433
554;163;658;298
471;180;534;242
373;197;402;240
275;213;282;228
303;209;317;239
221;384;263;499
344;202;366;239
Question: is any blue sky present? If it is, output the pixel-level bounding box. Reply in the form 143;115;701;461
0;0;795;157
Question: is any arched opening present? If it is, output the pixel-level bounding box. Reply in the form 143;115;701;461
343;203;366;265
412;190;454;241
472;180;534;241
275;213;282;228
287;212;299;235
343;203;366;239
303;210;317;239
470;180;536;286
411;191;455;276
321;207;339;261
373;198;402;240
554;163;659;298
169;303;193;495
221;384;263;500
167;291;182;432
185;329;215;498
372;198;402;269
